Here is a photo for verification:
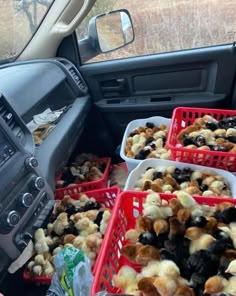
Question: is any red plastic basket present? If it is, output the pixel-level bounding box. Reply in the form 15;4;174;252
166;107;236;171
55;157;111;199
23;186;120;284
91;191;236;295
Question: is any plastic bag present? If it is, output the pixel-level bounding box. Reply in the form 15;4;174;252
46;247;93;296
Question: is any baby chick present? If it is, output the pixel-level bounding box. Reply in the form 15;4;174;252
137;277;160;296
173;286;195;296
225;259;236;275
34;228;50;254
153;219;169;236
100;209;111;235
157;260;180;278
204;275;227;294
136;216;154;233
121;244;141;263
154;276;178;296
112;265;141;296
125;229;140;243
136;245;160;265
53;212;69;236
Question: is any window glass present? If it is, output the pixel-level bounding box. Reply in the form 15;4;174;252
77;0;236;63
0;0;54;61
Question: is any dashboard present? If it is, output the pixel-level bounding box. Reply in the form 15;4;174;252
0;58;91;281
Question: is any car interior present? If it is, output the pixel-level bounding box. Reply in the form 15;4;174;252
0;0;236;295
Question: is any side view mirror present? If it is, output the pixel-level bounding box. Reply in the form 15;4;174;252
88;9;134;53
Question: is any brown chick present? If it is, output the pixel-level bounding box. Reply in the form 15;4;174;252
204;275;227;294
173;286;195;296
184;186;202;196
216;201;235;212
204;217;218;233
185;227;205;240
223;249;236;261
168;216;185;240
142;180;152;191
136;245;160;265
169;198;184;216
150;181;163;193
153;219;169;236
121;244;141;263
163;174;180;190
177;209;191;224
87;166;103;181
136;216;153;233
137;277;160;296
63;234;76;244
177;123;202;143
154;276;178;296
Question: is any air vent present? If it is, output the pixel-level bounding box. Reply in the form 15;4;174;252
68;66;88;94
0;96;24;142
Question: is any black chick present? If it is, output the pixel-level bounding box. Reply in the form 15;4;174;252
187;249;220;276
64;220;78;235
189;216;208;228
160;248;177;263
220;207;236;223
207;240;228;256
61;167;75;186
138;231;157;246
94;210;104;229
146;122;155;129
135;148;151;160
218;256;231;280
83;200;101;211
65;204;77;216
189;272;207;295
145;137;155;146
213;229;234;249
152;171;163;180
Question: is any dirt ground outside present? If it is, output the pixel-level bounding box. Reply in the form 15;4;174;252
77;0;236;63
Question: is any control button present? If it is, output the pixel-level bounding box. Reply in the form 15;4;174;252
23;232;33;241
6;211;20;227
20;193;34;208
25;157;38;170
32;177;45;191
17;240;28;251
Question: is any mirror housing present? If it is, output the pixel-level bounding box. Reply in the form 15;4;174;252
88;9;134;53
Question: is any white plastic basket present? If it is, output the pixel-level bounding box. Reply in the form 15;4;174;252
124;158;236;198
120;116;171;172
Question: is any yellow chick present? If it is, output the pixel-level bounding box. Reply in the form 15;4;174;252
143;192;161;208
43;260;55;276
157;260;180;278
34;228;50;254
154;276;178;296
225;259;236;275
113;265;141;295
53;212;69;236
100;210;111;235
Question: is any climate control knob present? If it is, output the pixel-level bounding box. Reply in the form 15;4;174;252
19;193;34;208
5;211;20;227
25;157;38;170
32;177;45;191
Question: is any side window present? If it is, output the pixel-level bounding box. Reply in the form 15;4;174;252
77;0;236;63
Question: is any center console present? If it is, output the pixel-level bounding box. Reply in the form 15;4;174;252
0;93;54;275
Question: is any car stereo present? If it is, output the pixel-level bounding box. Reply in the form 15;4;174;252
0;93;54;278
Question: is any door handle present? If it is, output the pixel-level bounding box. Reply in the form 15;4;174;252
100;78;126;92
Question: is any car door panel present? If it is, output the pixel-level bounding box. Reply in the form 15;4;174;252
79;45;236;145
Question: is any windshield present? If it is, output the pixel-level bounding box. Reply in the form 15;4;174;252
0;0;54;61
